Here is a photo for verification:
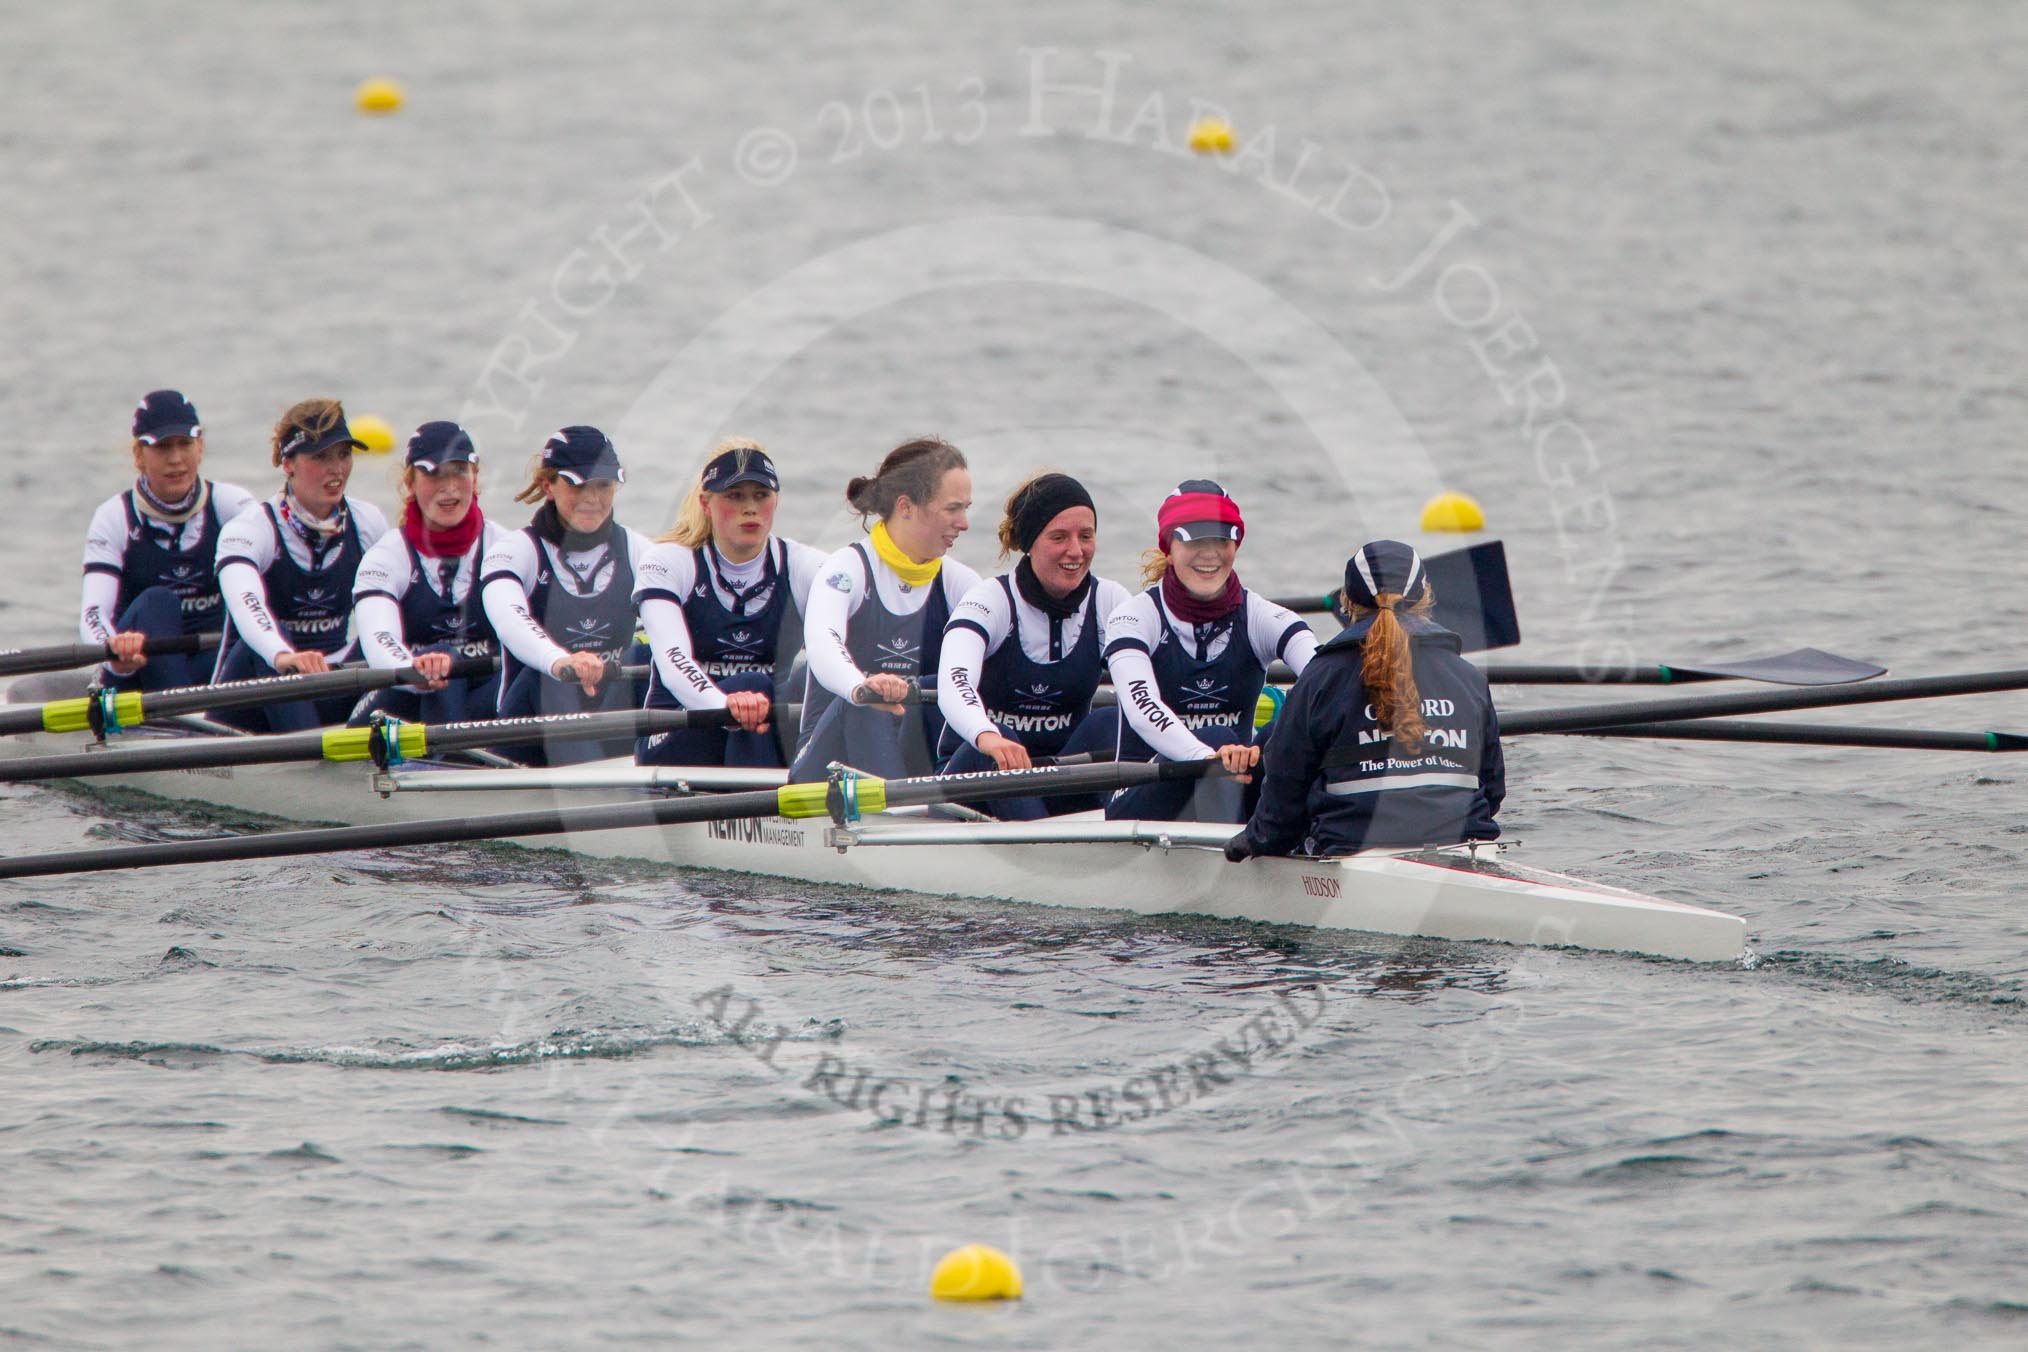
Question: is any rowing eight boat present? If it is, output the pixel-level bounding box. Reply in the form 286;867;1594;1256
0;704;1749;962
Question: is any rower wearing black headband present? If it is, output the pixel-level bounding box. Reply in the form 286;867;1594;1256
633;439;826;768
937;472;1128;819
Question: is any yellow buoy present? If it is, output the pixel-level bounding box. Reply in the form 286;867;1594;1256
929;1244;1023;1302
355;78;404;115
1187;117;1235;154
352;414;397;455
1419;491;1487;532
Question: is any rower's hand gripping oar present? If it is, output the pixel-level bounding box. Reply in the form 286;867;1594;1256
0;655;498;739
0;632;222;680
0;758;1228;879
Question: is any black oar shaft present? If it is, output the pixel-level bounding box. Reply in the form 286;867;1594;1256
0;708;730;783
0;656;498;737
1550;720;2028;753
1502;668;2028;736
0;758;1216;879
1482;664;1684;685
0;632;221;679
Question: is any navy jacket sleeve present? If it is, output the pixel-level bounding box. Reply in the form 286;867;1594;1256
1468;697;1504;840
1241;666;1333;856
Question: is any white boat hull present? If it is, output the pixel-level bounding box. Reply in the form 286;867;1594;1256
0;723;1748;963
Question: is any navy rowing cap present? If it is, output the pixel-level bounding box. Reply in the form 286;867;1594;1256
1343;539;1430;611
700;446;779;494
133;390;201;444
406;421;479;471
542;426;624;484
279;413;368;459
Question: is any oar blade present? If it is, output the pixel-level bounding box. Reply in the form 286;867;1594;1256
1662;648;1886;687
1422;540;1520;653
1266;541;1520;653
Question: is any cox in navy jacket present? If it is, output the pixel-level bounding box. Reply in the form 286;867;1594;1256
1236;614;1503;857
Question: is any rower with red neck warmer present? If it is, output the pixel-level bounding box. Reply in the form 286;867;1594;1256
212;398;389;733
936;472;1129;819
789;437;982;783
350;422;504;725
79;390;255;691
479;426;654;765
1099;479;1316;823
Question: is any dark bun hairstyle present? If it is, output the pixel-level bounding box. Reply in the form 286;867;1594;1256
844;437;967;524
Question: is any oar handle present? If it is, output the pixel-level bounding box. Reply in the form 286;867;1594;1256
0;631;223;679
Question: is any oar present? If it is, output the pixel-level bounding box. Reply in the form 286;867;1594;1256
0;707;732;783
1269;540;1519;652
1545;719;2028;753
0;632;222;679
0;758;1223;879
0;657;497;738
1501;667;2028;736
1478;648;1885;687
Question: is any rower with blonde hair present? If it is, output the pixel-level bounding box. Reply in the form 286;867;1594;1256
1227;539;1502;859
1100;479;1316;822
633;439;825;767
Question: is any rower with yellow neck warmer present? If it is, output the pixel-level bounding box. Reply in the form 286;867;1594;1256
790;438;981;783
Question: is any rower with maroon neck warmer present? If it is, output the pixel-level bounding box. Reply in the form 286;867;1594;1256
1227;540;1502;861
479;426;654;765
212;398;389;733
351;422;504;725
789;437;981;783
1100;480;1317;823
80;390;255;692
634;439;826;769
936;472;1129;819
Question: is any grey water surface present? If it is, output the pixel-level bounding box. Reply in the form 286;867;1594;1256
5;2;2028;1347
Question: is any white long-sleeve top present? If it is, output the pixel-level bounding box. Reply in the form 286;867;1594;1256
801;543;982;700
478;525;656;677
351;519;508;669
633;536;827;711
938;572;1131;751
214;494;389;667
79;480;256;642
1101;587;1316;761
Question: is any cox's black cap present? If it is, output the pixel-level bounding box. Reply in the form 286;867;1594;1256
406;421;479;471
133;390;201;444
542;426;624;484
700;446;779;494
